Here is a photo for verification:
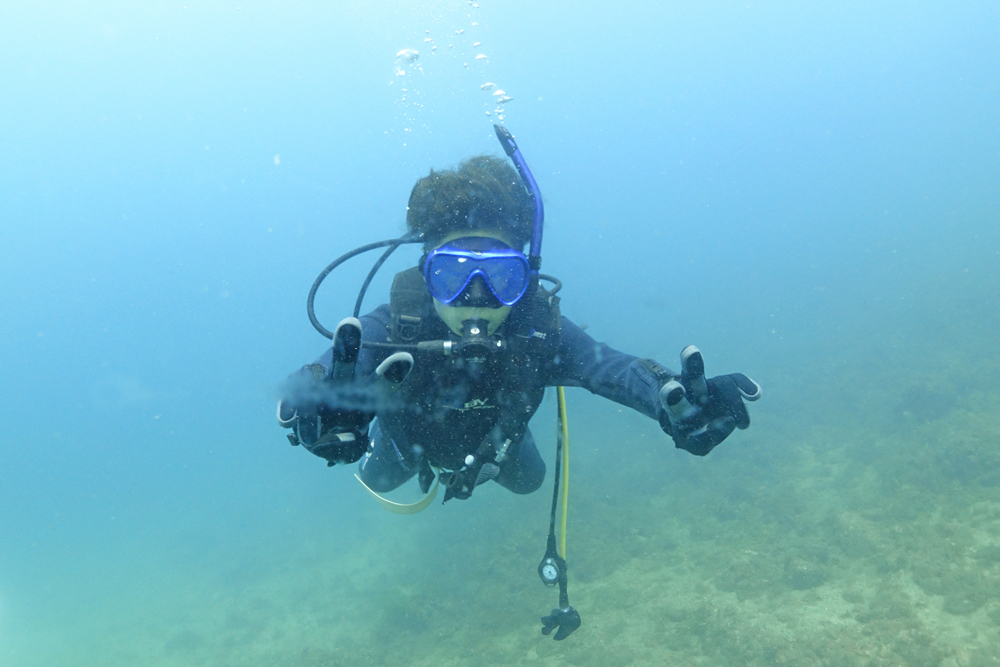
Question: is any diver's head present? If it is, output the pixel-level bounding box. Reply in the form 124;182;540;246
406;155;534;251
407;156;534;336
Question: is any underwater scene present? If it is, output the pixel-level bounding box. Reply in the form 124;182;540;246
2;1;999;665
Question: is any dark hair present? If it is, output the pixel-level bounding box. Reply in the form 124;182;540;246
406;155;533;249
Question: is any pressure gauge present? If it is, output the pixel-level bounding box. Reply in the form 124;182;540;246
539;557;561;586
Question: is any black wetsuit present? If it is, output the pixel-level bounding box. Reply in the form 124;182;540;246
288;296;685;497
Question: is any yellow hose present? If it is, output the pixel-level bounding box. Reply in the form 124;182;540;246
354;471;440;514
557;386;570;559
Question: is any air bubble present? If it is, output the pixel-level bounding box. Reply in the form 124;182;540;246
394;49;421;77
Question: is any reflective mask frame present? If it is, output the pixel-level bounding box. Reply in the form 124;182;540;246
424;237;531;307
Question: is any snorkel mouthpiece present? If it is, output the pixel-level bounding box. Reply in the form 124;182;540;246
494;125;544;273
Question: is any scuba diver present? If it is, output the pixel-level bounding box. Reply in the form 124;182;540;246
277;126;760;639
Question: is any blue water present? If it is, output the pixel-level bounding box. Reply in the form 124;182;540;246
2;1;999;665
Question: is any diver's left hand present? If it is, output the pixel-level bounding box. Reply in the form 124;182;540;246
659;346;761;456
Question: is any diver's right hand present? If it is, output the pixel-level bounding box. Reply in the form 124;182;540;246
279;398;371;466
658;345;760;456
278;318;413;466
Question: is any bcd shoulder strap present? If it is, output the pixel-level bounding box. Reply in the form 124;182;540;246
509;281;562;354
389;267;434;343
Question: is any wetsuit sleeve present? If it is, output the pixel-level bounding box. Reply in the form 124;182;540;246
547;316;677;435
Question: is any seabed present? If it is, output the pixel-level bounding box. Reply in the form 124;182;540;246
6;343;1000;667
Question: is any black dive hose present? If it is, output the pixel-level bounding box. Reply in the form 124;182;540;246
353;243;401;319
307;236;423;339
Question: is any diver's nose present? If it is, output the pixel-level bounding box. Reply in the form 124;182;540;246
458;275;501;308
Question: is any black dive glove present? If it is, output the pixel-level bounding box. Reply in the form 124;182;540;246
278;318;413;466
659;345;761;456
541;607;581;641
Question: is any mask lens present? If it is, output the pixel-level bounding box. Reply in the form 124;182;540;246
426;255;474;303
425;238;530;306
482;256;528;304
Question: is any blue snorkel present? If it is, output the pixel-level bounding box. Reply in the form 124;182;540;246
493;125;544;277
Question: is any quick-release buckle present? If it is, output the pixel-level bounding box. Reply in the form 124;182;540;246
396;315;421;342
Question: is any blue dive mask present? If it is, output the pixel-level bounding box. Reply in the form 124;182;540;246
424;237;530;307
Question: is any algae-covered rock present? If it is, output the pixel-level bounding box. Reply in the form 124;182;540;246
974;544;1000;565
942;571;1000;616
856;581;915;623
892;631;946;667
783;557;828;590
714;555;781;601
942;587;990;615
892;382;957;425
968;645;1000;667
841;586;866;604
911;560;950;596
912;555;1000;616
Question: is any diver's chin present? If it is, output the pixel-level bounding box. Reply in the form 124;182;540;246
434;300;511;336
